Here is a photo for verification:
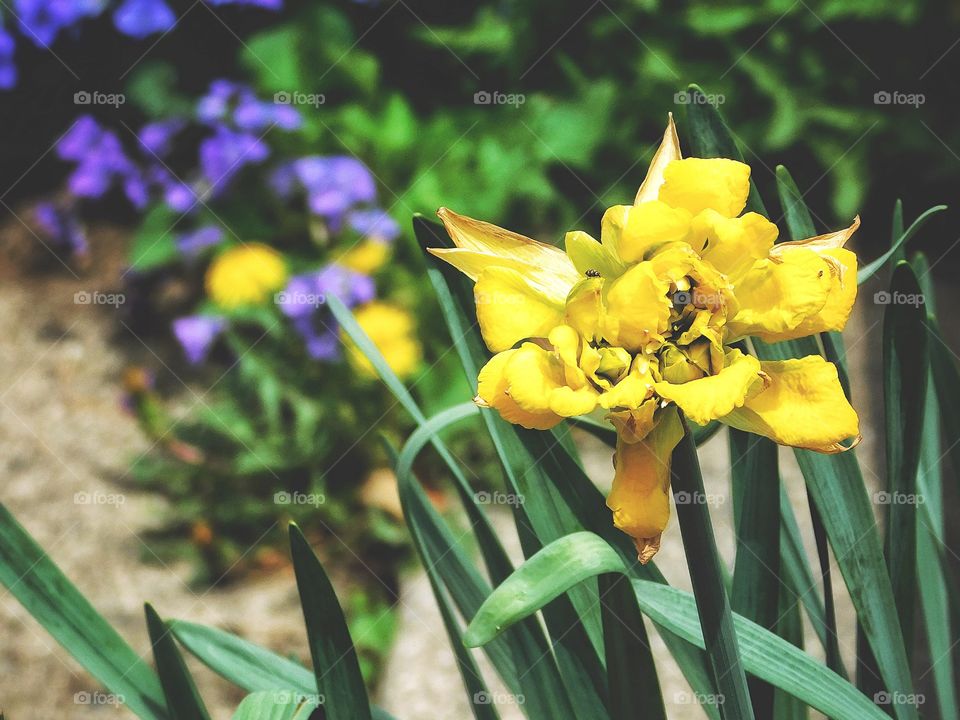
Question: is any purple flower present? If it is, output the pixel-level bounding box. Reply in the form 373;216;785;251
113;0;175;38
198;80;300;132
35;201;88;257
347;208;400;241
176;226;223;256
206;0;282;9
280;156;376;227
15;0;87;48
0;28;17;90
58;116;137;200
199;125;269;193
196;79;244;124
292;317;339;360
172;315;226;365
123;173;149;209
315;263;375;306
138;118;185;157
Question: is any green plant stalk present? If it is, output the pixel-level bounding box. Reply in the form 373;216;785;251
672;422;755;720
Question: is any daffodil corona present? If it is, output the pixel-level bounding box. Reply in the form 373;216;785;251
430;116;860;563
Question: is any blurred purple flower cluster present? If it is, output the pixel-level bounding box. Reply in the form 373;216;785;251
0;0;282;89
37;78;401;369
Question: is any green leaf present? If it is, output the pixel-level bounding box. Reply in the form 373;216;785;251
171;621;315;694
394;403;590;719
881;260;929;661
772;584;808;720
599;573;666;720
0;503;168;720
671;425;755;719
464;532;890;720
913;255;959;720
128;204;180;271
230;691;319;720
145;604;211;720
289;525;372;720
857;204;947;284
730;429;780;717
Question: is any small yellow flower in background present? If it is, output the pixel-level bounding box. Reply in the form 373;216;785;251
206;243;288;309
430;114;860;563
349;301;422;379
339;238;392;275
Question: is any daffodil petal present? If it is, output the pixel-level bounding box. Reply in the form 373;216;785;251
606;407;684;563
436;207;579;285
721;356;859;453
691;209;779;280
602;262;672;352
476;350;561;430
653;348;762;426
788;248;858;336
564;230;626;279
725;247;833;342
602;202;692;264
658;158;751;218
474;267;565;352
503;342;597;417
635;113;682;204
428;248;572;303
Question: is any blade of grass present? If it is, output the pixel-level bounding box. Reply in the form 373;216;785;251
858;205;947;284
772;583;809;720
145;604;211;720
0;503;168;720
289;524;372;720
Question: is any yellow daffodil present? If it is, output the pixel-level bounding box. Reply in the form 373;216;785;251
348;301;423;379
429;115;860;563
206;243;288;309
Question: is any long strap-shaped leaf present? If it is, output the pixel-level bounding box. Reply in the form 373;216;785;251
230;691;319;720
466;532;890;720
672;427;754;720
289;524;372;720
685;84;917;720
145;604;211;720
913;255;959;720
169;621;397;720
0;503;168;720
882;261;929;663
730;429;781;718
